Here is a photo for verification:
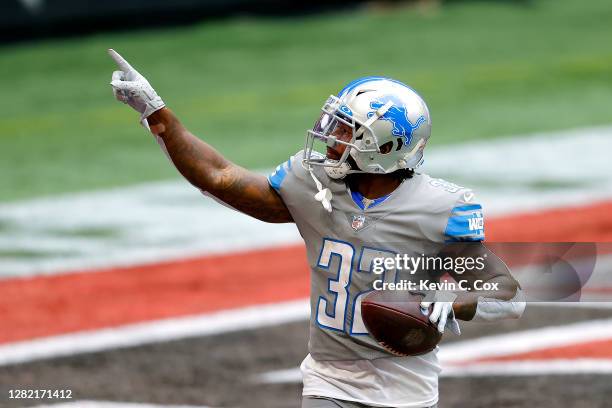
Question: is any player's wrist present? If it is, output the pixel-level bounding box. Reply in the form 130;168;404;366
146;107;169;134
141;97;165;121
146;107;165;123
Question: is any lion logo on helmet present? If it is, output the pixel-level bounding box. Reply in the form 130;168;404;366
368;95;426;146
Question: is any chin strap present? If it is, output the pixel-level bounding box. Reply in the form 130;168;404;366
308;168;333;213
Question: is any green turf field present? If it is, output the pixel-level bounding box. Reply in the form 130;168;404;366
1;0;611;201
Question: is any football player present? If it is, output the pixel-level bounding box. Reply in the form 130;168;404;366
108;49;525;408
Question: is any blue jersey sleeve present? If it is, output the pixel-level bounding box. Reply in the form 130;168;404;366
444;193;485;242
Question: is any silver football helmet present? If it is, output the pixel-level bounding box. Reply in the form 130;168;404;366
304;77;431;179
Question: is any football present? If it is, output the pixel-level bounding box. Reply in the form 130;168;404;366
361;290;442;356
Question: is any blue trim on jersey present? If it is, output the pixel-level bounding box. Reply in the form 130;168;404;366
445;237;484;243
350;190;390;210
452;204;482;213
267;160;290;191
445;216;479;236
444;205;485;241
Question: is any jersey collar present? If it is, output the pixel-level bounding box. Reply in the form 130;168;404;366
350;190;391;211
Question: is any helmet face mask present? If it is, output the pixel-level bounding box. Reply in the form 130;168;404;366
303;77;431;179
304;95;378;173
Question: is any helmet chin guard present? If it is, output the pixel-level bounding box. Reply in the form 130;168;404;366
323;160;352;179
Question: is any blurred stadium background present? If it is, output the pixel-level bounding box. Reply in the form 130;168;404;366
1;0;611;407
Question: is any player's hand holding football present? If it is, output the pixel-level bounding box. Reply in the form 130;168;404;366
108;49;165;126
420;292;461;335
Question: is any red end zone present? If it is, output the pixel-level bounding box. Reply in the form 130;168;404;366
1;200;611;344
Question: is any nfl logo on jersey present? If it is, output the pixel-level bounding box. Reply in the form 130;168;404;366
351;214;366;231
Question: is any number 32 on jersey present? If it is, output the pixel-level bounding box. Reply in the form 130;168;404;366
316;238;397;335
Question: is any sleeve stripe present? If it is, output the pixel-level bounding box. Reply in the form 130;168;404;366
267;160;291;191
444;207;485;241
445;216;484;237
451;204;482;213
445;236;484;243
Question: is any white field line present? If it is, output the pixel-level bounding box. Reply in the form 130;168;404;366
257;359;612;384
0;299;309;367
530;302;612;309
34;402;214;408
1;297;610;368
1;126;612;279
440;359;612;377
257;368;303;384
0;181;301;278
256;318;612;384
437;318;612;364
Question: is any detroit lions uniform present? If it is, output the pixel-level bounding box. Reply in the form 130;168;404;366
268;151;485;407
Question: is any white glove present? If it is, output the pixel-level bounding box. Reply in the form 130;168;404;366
420;291;461;335
108;49;165;126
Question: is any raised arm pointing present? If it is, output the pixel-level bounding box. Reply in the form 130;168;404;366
107;49;293;223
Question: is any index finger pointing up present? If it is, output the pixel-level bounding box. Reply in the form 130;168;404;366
108;49;134;72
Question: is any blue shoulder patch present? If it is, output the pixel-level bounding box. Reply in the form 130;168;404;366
267;159;291;191
445;204;485;242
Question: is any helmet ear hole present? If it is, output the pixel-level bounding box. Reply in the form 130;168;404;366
380;141;393;154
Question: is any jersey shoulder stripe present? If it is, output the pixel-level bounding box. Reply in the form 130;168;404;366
268;159;292;191
444;202;485;242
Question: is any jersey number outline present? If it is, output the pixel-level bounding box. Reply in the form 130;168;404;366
316;238;397;335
